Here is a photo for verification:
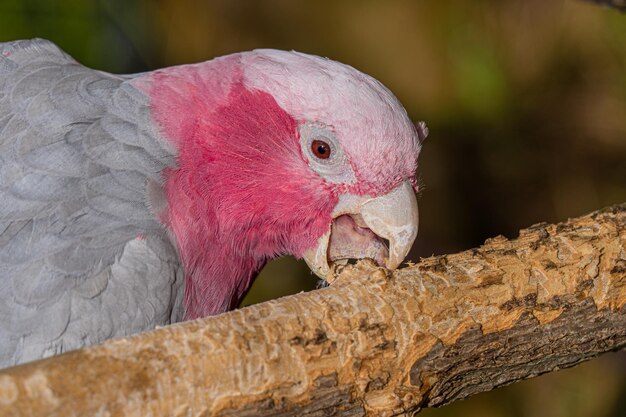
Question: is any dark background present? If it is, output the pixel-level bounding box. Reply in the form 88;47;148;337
2;1;625;415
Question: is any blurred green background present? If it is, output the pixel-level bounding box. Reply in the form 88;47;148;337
2;0;625;415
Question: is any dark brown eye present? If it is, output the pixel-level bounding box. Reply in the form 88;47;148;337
311;139;331;159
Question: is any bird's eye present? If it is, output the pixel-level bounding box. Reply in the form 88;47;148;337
311;139;331;159
298;123;355;182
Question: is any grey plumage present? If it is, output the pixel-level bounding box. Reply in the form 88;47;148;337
0;39;184;367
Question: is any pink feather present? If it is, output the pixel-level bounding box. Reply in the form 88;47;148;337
133;51;421;318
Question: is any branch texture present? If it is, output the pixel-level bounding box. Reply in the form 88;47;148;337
1;204;625;417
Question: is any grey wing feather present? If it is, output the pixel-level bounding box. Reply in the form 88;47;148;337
0;39;184;367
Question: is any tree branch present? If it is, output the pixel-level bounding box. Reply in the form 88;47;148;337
1;203;625;417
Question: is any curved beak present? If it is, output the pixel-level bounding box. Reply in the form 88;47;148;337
303;180;419;279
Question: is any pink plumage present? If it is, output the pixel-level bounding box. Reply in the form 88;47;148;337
133;49;423;319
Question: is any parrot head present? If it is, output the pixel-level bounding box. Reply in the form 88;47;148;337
134;50;425;319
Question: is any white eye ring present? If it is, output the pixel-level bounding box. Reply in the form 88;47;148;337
298;122;356;183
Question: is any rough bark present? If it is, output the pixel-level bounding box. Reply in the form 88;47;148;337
0;203;625;417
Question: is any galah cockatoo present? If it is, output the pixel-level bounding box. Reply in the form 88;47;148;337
0;39;425;367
